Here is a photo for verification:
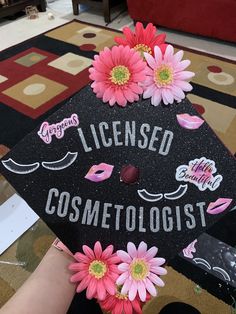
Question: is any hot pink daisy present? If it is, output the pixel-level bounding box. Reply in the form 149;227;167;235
116;242;167;302
89;45;147;107
69;241;120;300
143;45;195;106
115;22;167;57
99;286;146;314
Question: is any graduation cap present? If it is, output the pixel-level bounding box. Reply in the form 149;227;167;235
0;84;235;262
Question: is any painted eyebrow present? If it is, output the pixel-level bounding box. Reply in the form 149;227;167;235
1;158;39;174
42;152;78;170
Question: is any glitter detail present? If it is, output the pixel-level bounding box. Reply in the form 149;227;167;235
154;65;173;86
89;260;107;279
134;44;152;58
194;285;202;294
130;258;149;280
110;65;130;85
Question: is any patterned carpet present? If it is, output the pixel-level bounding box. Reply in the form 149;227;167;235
0;20;236;313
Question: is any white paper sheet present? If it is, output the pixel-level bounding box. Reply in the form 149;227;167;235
0;194;39;255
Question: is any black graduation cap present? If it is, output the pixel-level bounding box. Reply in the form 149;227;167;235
0;85;235;262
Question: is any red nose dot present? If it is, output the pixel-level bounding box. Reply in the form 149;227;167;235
120;165;140;184
207;65;222;73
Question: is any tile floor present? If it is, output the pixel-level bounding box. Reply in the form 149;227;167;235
0;0;235;61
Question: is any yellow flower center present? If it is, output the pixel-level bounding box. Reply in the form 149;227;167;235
110;65;130;85
154;65;173;86
115;285;128;300
134;44;152;58
89;260;107;279
130;258;149;280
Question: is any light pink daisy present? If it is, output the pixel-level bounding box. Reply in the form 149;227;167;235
143;44;195;106
116;241;167;302
69;241;120;300
89;45;147;107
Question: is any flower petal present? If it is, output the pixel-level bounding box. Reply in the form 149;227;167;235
118;262;129;272
103;276;116;295
128;281;138;301
164;45;174;63
69;263;87;272
150;266;167;276
162;88;174;104
149;257;166;266
74;252;90;263
121;278;132;295
127;242;137;258
116;271;129;285
101;245;114;259
171;85;185;100
94;241;102;259
154;45;163;64
174;71;195;80
76;275;91;293
96;279;107;300
173;50;184;65
129;82;143;94
123;301;133;314
174;80;193;92
137;241;148;257
137;280;146;302
70;270;88;283
114;301;123;314
143;84;156;99
145;278;157;296
82;245;95;259
117;250;132;263
144;246;158;260
151;89;162;106
132;298;142;314
148;272;165;286
115;89;127;107
103;87;114;103
107;254;121;264
175;59;191;71
86;277;97;299
144;52;156;69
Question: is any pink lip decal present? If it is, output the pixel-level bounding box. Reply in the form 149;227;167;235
207;198;233;215
85;163;114;182
183;239;197;259
176;113;204;130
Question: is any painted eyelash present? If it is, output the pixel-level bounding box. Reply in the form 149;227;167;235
164;184;188;200
42;152;78;170
1;158;40;174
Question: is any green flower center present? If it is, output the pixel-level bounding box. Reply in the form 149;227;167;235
154;65;173;86
130;258;149;280
89;260;107;279
134;43;152;58
110;65;130;85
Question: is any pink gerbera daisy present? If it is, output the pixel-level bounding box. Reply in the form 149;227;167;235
116;242;167;302
99;285;147;314
143;45;195;106
69;241;120;300
115;22;167;57
89;45;147;107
